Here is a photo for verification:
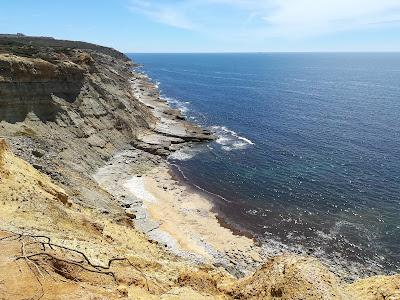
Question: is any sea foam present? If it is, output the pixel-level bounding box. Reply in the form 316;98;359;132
211;125;254;151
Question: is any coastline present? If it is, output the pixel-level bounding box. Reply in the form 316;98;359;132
144;164;262;270
112;66;384;281
94;149;264;277
93;68;264;277
96;67;356;280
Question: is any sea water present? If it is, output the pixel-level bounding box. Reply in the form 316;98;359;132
129;53;400;277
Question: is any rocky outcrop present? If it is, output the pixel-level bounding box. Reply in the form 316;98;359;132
228;255;347;299
346;275;400;300
0;35;212;147
0;40;153;133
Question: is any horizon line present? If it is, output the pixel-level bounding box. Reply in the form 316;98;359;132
125;51;400;54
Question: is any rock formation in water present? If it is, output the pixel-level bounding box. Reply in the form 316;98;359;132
0;35;398;299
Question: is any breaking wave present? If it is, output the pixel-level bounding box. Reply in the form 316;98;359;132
168;147;204;161
211;126;254;151
162;96;190;115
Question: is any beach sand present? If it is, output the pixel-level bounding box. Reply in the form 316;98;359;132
124;164;263;276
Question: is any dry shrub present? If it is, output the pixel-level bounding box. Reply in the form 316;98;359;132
177;269;219;294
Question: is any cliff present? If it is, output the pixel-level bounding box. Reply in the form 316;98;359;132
0;35;212;210
0;36;398;299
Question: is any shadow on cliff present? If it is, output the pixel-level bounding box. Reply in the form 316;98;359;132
0;81;83;123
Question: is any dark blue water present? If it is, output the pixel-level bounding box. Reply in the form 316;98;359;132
128;53;400;276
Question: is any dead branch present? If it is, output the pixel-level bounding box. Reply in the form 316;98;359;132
4;231;155;293
19;239;45;300
0;233;22;241
15;253;117;282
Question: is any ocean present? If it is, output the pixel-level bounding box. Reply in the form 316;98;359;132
128;53;400;277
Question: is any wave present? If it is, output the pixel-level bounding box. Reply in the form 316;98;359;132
134;68;254;153
168;162;232;203
163;96;190;115
211;126;254;151
168;147;203;161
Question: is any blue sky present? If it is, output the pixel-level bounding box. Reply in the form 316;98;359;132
1;0;400;52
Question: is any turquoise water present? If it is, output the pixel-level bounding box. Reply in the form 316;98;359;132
129;53;400;276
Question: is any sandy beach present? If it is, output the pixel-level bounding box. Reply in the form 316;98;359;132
133;165;262;270
94;148;263;276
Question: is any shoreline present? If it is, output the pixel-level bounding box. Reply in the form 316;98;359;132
94;149;264;277
92;68;264;277
105;68;364;281
143;165;263;270
94;66;388;282
167;161;261;244
122;67;386;281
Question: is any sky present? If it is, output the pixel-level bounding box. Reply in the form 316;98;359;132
1;0;400;53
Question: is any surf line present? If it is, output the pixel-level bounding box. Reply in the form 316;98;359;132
167;161;233;204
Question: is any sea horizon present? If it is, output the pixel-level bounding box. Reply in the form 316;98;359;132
127;51;400;55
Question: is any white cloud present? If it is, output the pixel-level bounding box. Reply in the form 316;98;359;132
128;0;400;38
129;0;195;30
263;0;400;37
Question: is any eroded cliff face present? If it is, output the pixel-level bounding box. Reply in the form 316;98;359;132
0;42;154;133
0;41;152;212
0;36;210;211
0;53;85;122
